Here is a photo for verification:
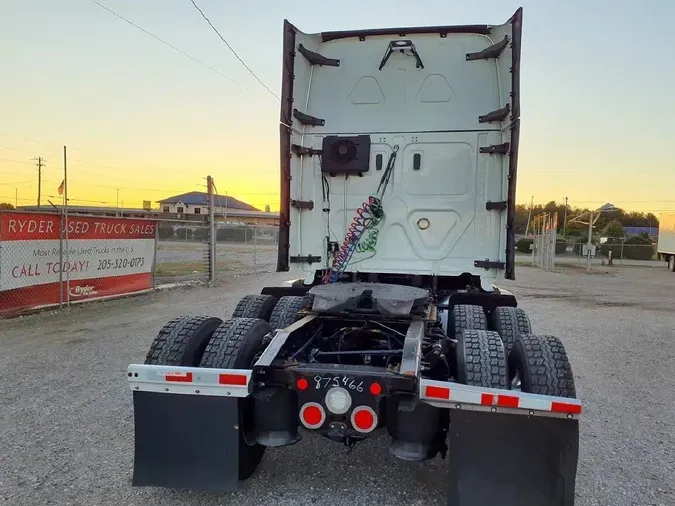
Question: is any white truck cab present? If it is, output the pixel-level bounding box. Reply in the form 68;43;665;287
278;11;522;291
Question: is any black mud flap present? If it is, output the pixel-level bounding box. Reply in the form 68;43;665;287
448;411;579;506
132;391;240;492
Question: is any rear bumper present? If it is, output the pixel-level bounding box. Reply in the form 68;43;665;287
128;363;582;420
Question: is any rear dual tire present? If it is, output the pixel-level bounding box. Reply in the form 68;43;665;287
144;315;271;481
201;318;272;479
232;294;278;321
455;330;577;398
508;334;577;398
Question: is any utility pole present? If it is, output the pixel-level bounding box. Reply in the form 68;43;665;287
563;196;568;238
14;188;18;207
207;175;216;283
33;156;45;209
63;146;70;305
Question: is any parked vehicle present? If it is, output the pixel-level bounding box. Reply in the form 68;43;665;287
126;8;581;505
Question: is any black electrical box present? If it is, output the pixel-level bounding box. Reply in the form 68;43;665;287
321;135;371;175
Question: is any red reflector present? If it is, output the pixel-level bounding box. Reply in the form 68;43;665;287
369;382;382;396
551;401;582;415
425;385;450;400
353;409;375;431
480;393;495;406
218;373;247;386
165;372;192;383
497;395;520;408
302;405;323;426
296;378;309;391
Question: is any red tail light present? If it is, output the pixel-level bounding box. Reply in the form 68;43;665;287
299;402;325;429
350;406;378;433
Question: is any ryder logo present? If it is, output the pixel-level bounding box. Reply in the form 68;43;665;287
69;285;98;297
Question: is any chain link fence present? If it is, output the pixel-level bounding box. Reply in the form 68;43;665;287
569;236;658;266
154;219;211;285
214;224;278;277
153;220;279;285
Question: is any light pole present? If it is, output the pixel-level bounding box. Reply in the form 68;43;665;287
569;203;617;271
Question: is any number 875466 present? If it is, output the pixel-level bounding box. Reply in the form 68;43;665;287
313;375;364;392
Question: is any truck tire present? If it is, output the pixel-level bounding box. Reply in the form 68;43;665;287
232;294;278;321
144;315;223;366
269;295;310;330
449;304;487;338
669;255;675;272
200;318;272;480
489;306;532;354
456;329;508;389
508;334;576;397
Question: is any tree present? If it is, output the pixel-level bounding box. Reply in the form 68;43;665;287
0;202;15;210
602;220;625;238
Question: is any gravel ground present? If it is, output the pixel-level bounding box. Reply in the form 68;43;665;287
1;265;674;506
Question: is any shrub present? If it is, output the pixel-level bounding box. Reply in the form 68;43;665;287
602;220;625;238
600;235;655;260
516;238;533;253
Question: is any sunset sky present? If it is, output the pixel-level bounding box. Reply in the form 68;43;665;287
1;0;673;214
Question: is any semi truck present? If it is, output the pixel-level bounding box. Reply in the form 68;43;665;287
126;8;582;505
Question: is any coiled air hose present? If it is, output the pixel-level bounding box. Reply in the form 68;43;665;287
323;146;398;283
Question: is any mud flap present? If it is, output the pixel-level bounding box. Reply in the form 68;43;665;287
132;391;240;492
447;411;579;506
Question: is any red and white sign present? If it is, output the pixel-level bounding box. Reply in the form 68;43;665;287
0;212;157;315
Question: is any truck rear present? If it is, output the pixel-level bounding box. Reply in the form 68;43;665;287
657;212;675;271
127;8;583;506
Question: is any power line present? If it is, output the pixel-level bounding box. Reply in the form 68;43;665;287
86;0;247;90
0;144;54;157
188;0;280;102
0;157;35;166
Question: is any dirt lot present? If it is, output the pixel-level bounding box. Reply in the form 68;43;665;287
1;265;674;506
154;241;277;284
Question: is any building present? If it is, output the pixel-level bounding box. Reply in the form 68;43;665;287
15;192;280;227
157;192;279;227
158;191;255;215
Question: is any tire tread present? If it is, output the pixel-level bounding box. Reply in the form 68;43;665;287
144;315;222;365
458;329;508;388
511;334;576;397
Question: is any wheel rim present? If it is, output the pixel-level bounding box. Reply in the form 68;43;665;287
510;369;522;391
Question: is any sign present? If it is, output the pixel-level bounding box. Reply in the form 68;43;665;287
0;212;157;315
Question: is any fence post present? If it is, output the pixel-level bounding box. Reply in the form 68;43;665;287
253;225;257;272
58;210;63;309
207;176;216;283
152;220;159;289
620;239;624;265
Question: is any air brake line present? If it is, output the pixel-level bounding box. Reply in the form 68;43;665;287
322;146;399;283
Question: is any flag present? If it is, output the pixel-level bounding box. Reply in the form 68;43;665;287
58;180;64;195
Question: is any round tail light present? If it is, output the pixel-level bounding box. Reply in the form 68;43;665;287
300;402;325;429
350;406;378;433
